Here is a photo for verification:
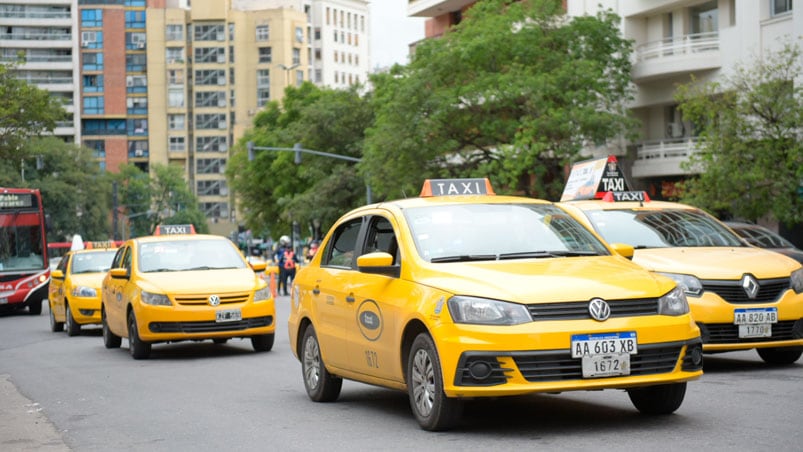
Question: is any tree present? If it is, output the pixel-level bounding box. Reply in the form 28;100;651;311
113;164;208;238
228;83;373;238
0;63;65;160
363;0;637;201
675;42;803;226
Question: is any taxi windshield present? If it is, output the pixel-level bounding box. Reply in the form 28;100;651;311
586;209;746;248
404;203;609;262
71;250;116;274
138;239;246;272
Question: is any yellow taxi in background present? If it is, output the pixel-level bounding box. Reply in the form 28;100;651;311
49;247;117;336
288;178;703;431
101;228;274;359
558;156;803;365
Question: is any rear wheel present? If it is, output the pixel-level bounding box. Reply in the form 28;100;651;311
102;307;121;349
301;325;342;402
627;382;687;415
65;303;81;337
127;311;151;360
407;333;463;431
49;303;64;332
251;333;274;352
757;347;802;365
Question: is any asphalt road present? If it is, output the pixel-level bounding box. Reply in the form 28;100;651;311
1;296;802;451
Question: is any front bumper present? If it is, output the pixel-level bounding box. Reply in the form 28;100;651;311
68;296;102;325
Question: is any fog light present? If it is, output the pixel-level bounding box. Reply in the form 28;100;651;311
79;309;94;316
468;361;493;380
690;345;703;366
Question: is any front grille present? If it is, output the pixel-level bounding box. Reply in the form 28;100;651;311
702;278;789;304
527;298;658;321
698;320;801;344
149;315;273;333
173;292;250;306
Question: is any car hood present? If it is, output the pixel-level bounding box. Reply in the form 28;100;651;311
70;273;106;289
771;248;803;265
413;256;674;303
138;269;262;294
631;247;801;279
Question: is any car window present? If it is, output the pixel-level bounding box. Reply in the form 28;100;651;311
57;254;70;273
111;246;126;269
322;219;362;268
587;209;745;248
363;216;399;265
733;226;794;248
121;246;132;271
138;239;246;272
71;251;116;274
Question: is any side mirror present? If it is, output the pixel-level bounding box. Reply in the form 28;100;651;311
109;268;129;279
357;252;400;278
250;261;267;272
51;269;64;279
610;243;635;260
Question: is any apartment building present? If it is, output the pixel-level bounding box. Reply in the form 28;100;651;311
409;0;801;199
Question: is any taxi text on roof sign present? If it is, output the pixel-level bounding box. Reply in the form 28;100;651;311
420;178;495;197
154;224;196;235
560;155;649;202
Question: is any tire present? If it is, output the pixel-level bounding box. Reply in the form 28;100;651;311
65;303;81;337
127;311;151;360
627;382;687;415
49;303;64;332
757;347;802;365
301;326;342;402
251;333;274;352
102;307;121;349
407;333;463;431
28;298;42;315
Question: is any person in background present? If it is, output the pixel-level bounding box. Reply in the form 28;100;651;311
273;235;298;296
306;240;319;263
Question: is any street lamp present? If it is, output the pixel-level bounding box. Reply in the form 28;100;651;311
278;63;299;87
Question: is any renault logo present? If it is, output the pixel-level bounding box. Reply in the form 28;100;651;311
208;295;221;306
588;298;611;321
741;275;760;299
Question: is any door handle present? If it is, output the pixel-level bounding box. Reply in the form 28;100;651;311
345;294;355;303
312;286;320;295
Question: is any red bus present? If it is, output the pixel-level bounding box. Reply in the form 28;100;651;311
0;188;49;315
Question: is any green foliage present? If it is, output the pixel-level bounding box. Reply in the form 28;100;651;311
363;0;636;201
676;42;803;226
0;63;65;160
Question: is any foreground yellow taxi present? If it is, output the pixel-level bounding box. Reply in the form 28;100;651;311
288;178;703;431
559;156;803;365
101;229;274;359
49;247;117;336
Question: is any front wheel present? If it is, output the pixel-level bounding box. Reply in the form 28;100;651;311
301;325;342;402
49;303;64;332
251;333;274;352
627;382;687;415
65;303;81;337
127;311;151;360
757;347;802;365
407;333;463;431
102;307;121;349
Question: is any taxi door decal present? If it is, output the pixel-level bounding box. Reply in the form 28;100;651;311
356;299;383;341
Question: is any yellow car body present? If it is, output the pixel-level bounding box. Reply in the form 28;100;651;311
48;248;117;336
560;199;803;365
101;233;275;359
288;179;703;431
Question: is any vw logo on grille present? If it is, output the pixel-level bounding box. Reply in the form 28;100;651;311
741;274;760;299
208;295;221;306
588;298;611;321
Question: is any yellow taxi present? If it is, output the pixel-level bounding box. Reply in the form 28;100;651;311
101;226;274;359
558;156;803;365
48;245;118;336
287;178;703;431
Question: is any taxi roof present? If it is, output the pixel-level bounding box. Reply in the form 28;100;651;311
130;233;229;244
565;198;699;212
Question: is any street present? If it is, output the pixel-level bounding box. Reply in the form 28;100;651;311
1;297;801;451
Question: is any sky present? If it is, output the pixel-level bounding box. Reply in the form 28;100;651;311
369;0;426;69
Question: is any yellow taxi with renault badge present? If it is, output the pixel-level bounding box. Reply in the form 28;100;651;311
287;178;703;431
558;156;803;365
101;225;275;359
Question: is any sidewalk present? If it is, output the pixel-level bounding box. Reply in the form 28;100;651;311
0;374;70;451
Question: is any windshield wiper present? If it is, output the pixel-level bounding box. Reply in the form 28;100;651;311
186;266;240;270
147;268;178;272
430;254;498;263
497;250;599;259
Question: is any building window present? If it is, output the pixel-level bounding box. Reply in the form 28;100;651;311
195;91;226;108
166;47;184;63
772;0;793;15
129;140;148;158
127;32;146;50
81;9;103;28
195;47;226;64
83;96;104;115
295;26;304;43
168;114;185;130
83;74;104;93
126;97;147;115
194;69;226;86
195;114;227;130
259;47;272;63
256;25;269;41
168;88;184;108
257;88;270;107
201;202;228;219
197;136;228;152
169;136;185;152
128;119;148;135
168;69;184;85
194;24;225;42
166;24;183;41
197;158;226;174
295;69;303;87
125;11;146;29
82;52;103;71
690;1;718;34
126;53;146;72
292;48;301;65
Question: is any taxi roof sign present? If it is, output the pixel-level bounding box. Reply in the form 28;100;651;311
560;155;633;201
420;178;495;197
154;224;196;235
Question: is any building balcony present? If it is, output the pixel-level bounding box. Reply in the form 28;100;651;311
631;137;700;179
632;32;720;82
408;0;476;18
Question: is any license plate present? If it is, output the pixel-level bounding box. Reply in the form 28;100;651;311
734;308;777;325
739;324;772;338
581;353;631;378
215;309;241;323
571;332;638;358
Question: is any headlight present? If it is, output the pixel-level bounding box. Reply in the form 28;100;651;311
657;272;703;296
448;296;531;325
791;267;803;294
71;286;97;298
657;286;689;316
141;290;171;306
254;286;271;302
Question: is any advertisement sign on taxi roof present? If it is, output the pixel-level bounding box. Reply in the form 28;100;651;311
560;156;632;201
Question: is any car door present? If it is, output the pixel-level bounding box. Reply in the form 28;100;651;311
49;253;71;320
103;245;132;337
